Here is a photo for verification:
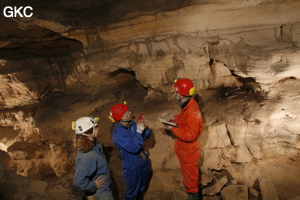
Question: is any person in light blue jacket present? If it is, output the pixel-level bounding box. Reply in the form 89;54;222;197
109;102;151;200
72;116;114;200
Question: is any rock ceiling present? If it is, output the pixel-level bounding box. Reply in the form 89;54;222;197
0;0;300;199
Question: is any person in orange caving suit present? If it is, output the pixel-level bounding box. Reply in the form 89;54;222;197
164;78;204;200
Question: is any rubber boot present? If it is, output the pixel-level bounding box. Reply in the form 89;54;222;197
186;192;199;200
136;191;144;200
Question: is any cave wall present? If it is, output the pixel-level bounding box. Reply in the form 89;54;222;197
0;0;300;199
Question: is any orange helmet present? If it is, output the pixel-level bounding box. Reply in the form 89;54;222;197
109;102;128;122
173;78;195;96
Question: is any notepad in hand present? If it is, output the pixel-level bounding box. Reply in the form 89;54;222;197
159;118;177;127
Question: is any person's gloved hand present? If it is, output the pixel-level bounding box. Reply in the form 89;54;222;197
137;122;145;133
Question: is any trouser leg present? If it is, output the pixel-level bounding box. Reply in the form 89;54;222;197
124;168;141;200
178;155;199;194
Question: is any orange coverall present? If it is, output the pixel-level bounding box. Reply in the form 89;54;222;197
171;97;204;193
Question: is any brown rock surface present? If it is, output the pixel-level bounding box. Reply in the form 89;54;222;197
0;0;300;199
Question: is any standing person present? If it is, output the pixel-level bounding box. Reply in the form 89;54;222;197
163;78;204;200
109;102;151;200
72;116;114;200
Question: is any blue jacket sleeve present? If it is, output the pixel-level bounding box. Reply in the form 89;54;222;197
73;152;97;193
113;125;144;154
143;128;151;140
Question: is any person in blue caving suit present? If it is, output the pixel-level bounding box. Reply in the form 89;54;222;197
109;102;151;200
72;116;114;200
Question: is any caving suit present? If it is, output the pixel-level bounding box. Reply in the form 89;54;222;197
171;97;204;194
112;121;151;200
73;143;114;200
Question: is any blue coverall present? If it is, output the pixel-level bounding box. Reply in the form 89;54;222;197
73;143;114;200
112;121;151;200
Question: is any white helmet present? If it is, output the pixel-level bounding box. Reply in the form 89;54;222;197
72;116;99;134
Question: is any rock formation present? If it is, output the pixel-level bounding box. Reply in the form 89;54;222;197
0;0;300;199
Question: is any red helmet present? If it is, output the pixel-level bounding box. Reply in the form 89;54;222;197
109;103;128;122
173;78;195;96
